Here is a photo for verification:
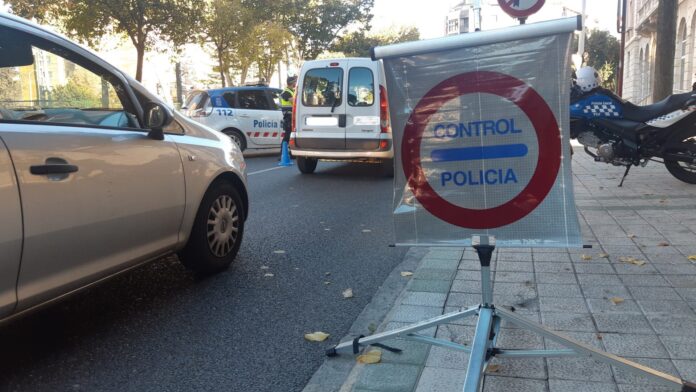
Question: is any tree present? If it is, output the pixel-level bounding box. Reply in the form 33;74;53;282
256;22;292;83
7;0;204;82
287;0;374;60
653;0;677;101
200;0;248;87
332;26;420;57
572;29;620;91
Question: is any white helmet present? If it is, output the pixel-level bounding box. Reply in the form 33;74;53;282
575;66;602;92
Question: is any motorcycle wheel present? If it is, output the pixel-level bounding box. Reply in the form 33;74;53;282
664;130;696;184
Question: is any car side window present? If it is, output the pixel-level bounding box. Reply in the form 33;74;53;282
0;27;139;129
237;90;270;110
348;67;374;107
222;92;238;108
163;119;185;134
267;90;282;110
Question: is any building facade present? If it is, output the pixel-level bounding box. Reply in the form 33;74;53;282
623;0;696;104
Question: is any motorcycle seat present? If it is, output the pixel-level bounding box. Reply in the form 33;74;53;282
622;91;695;122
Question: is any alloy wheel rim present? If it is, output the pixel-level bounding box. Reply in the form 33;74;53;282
229;134;242;149
207;195;239;257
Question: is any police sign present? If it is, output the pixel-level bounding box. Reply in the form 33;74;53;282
373;17;582;247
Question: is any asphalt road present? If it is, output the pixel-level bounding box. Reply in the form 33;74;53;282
0;155;407;392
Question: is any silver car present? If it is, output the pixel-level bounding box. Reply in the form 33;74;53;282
0;13;248;323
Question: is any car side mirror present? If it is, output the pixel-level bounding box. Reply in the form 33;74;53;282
144;103;172;140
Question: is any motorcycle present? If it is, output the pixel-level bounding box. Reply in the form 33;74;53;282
570;71;696;186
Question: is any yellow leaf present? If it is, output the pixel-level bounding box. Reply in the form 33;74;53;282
304;331;330;342
486;364;501;373
598;253;609;258
609;297;624;305
357;350;382;364
581;254;592;261
688;255;696;262
401;271;414;277
342;288;354;299
657;241;670;247
618;256;646;266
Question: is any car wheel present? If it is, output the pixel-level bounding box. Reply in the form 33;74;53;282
180;181;245;274
297;157;318;174
223;129;247;151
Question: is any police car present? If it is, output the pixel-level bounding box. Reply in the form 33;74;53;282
183;86;285;151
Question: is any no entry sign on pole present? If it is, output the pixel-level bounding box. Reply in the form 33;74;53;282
498;0;545;19
373;17;582;247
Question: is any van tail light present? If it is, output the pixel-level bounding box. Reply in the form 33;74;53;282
291;93;297;133
379;85;390;133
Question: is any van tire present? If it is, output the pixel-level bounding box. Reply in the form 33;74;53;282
381;159;394;177
223;129;247;151
298;157;318;174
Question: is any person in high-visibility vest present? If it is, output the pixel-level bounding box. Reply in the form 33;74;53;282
280;75;297;144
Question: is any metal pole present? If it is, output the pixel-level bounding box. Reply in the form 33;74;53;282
463;307;493;392
617;0;627;95
577;0;586;66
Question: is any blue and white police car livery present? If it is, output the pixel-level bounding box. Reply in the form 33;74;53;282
183;86;284;151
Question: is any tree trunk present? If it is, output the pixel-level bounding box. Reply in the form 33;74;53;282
240;66;249;85
218;47;226;88
135;43;145;82
653;0;677;102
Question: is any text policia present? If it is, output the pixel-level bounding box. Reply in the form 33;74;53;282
432;118;524;187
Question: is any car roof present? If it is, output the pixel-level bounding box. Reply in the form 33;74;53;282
203;86;283;95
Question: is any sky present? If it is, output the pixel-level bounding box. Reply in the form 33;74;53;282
370;0;619;39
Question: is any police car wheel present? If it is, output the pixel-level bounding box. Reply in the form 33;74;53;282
297;157;318;174
224;129;246;151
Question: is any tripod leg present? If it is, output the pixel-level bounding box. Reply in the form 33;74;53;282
463;307;495;392
496;307;695;390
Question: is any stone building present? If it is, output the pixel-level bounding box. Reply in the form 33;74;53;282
623;0;695;104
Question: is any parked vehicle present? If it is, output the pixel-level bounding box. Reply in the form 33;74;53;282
0;13;248;323
570;67;696;185
183;86;285;152
290;58;394;176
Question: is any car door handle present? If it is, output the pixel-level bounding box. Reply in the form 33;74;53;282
30;164;79;175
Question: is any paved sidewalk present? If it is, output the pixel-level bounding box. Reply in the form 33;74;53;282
303;149;696;392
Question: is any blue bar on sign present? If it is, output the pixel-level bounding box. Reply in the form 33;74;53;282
430;144;528;162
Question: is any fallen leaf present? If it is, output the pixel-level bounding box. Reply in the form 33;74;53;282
598;253;610;258
657;241;670;247
342;288;354;299
362;229;372;233
324;228;331;231
304;331;330;342
357;350;381;364
260;265;269;270
325;272;331;276
596;333;603;340
324;281;331;285
688;255;696;262
400;271;414;277
368;323;377;334
486;364;501;373
628;234;636;239
609;297;624;305
581;254;592;261
659;199;666;203
273;250;286;254
264;273;275;277
618;256;646;266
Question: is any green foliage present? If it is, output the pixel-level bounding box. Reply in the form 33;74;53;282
200;0;250;87
572;29;620;91
332;26;420;57
0;68;21;103
287;0;375;60
51;68;101;107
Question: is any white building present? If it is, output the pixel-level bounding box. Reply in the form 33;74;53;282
623;0;695;104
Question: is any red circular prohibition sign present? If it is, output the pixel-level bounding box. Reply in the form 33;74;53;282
402;71;561;229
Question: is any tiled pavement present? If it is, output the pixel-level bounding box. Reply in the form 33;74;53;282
304;149;696;392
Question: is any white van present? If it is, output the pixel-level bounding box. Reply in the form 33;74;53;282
290;58;393;175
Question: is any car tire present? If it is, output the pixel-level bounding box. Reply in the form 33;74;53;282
179;181;245;275
297;157;318;174
381;159;394;177
223;129;247;152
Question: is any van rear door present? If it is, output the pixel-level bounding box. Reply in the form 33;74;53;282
344;59;381;150
296;61;346;150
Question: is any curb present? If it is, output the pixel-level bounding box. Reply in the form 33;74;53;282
301;246;429;392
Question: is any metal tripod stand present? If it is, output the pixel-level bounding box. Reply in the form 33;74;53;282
327;235;696;392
